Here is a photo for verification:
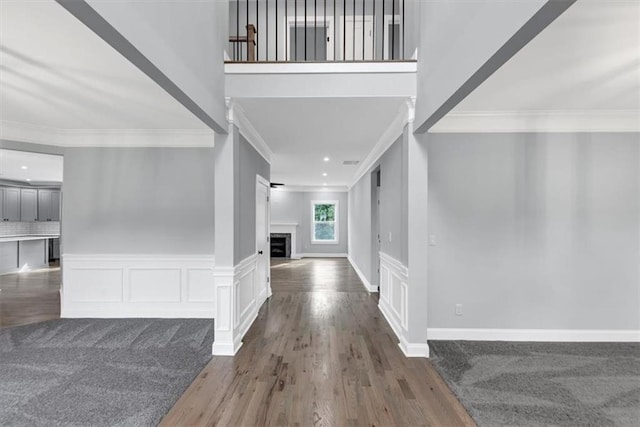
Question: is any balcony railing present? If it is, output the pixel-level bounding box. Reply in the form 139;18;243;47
228;0;411;62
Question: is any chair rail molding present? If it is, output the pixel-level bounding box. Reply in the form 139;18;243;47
378;251;429;358
61;254;216;318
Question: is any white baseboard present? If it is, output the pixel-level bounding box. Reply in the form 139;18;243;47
427;328;640;342
61;254;215;319
379;298;429;358
347;256;377;293
399;337;430;358
299;253;348;258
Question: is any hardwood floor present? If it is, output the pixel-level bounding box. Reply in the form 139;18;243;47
162;258;475;427
0;266;61;328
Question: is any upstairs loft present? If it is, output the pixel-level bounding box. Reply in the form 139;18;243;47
227;0;417;64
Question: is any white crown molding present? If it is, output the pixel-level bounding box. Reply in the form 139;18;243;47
226;98;273;164
0;120;215;147
349;99;414;189
427;328;640;342
271;185;348;193
225;61;417;75
430;110;640;133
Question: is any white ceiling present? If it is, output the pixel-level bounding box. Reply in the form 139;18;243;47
0;149;63;183
434;0;640;131
0;0;208;131
237;97;407;188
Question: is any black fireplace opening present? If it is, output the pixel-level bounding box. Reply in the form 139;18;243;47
270;233;291;258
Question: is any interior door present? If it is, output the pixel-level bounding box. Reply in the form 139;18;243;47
344;16;374;61
255;176;270;306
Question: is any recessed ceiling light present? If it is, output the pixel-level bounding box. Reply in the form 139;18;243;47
26;178;31;182
21;166;28;170
322;172;327;177
323;183;327;186
323;157;330;162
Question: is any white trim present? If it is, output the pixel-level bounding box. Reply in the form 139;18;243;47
226;99;273;163
427;328;640;343
255;174;272;300
0;120;216;147
61;253;215;318
310;199;339;244
347;255;376;293
349;98;414;189
225;61;417;75
398;338;430;358
430;110;640;133
285;15;335;61
377;251;428;357
379;298;429;358
298;253;347;258
212;253;269;356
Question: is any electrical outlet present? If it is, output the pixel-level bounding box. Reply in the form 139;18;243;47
429;235;437;246
455;304;463;316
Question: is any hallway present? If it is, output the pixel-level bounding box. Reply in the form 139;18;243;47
162;258;474;426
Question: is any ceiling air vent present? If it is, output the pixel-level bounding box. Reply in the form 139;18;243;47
342;160;360;166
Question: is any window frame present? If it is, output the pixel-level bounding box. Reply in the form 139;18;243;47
310;200;339;244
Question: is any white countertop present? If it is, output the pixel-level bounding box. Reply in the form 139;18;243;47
0;234;60;243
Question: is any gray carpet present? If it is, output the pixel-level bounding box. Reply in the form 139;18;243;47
0;319;214;426
429;341;640;426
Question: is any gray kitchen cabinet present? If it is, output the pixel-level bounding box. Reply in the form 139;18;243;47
20;188;38;222
38;189;61;221
1;187;21;221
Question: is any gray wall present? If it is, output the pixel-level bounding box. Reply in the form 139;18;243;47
271;190;348;255
348;172;372;278
62;147;215;254
348;134;408;284
82;0;228;131
235;134;270;263
427;132;640;331
414;0;546;131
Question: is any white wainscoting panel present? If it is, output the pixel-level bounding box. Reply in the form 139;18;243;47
213;254;269;356
378;252;427;357
61;254;215;318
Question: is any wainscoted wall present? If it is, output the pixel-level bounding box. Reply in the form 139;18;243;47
378;251;429;357
213;253;269;355
61;254;216;318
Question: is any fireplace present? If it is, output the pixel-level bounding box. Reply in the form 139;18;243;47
270;233;291;258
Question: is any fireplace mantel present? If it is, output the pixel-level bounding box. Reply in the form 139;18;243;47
270;223;300;259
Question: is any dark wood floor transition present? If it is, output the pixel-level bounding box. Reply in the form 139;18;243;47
162;258;474;426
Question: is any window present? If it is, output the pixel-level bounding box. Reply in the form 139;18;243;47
311;200;338;243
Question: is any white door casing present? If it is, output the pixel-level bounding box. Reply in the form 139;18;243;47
255;175;271;305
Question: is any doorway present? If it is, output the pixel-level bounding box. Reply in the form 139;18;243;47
343;16;374;61
255;175;271;305
286;17;334;61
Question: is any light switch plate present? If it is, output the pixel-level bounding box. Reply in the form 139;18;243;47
429;235;437;246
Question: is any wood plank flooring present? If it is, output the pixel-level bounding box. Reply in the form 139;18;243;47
162;258;475;426
0;266;60;328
